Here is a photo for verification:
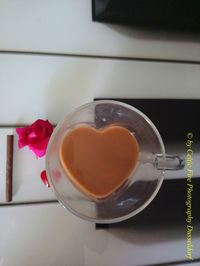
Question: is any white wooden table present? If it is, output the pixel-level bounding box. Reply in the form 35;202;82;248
0;1;200;265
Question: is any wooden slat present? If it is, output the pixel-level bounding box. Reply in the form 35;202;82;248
5;135;14;201
1;53;200;125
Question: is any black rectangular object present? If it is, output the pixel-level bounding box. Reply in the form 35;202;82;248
95;99;200;143
95;178;200;228
92;0;200;32
95;98;200;228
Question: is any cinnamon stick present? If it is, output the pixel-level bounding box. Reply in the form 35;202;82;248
6;135;14;202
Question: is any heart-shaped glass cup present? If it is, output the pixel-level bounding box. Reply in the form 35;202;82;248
46;100;184;223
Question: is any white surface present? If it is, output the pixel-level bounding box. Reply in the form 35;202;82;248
0;128;55;203
0;204;92;266
0;0;200;61
1;54;200;125
0;203;199;266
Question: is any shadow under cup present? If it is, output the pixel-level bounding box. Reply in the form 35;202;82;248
46;100;183;223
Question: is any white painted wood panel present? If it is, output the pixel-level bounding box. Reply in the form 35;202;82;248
1;53;200;126
0;203;199;266
0;204;92;266
0;0;200;61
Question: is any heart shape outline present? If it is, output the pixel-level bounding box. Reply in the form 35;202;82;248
59;125;139;199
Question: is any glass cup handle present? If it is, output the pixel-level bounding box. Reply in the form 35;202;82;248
155;154;185;170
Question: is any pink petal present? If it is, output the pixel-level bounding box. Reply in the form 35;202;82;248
28;145;46;157
40;170;50;188
28;131;37;140
28;137;50;157
16;127;28;134
32;120;48;140
18;139;27;149
16;126;31;148
16;119;53;156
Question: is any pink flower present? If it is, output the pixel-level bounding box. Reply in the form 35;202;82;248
16;119;53;157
